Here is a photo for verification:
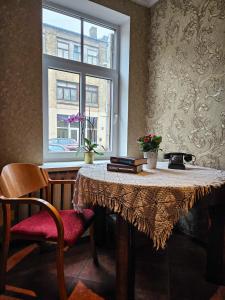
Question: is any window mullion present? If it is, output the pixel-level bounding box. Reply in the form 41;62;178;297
80;73;86;146
81;18;84;63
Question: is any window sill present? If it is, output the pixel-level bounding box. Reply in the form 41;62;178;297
40;160;109;172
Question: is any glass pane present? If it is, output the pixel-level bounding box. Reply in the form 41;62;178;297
56;81;79;102
43;8;81;62
48;69;80;152
85;76;112;151
83;21;115;68
86;85;98;105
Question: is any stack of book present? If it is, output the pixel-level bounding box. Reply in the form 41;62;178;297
107;156;147;174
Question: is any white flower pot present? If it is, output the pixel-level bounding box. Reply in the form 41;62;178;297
145;151;158;169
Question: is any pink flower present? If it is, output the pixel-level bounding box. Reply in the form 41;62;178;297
66;113;85;123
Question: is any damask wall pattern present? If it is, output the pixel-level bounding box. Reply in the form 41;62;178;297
147;0;225;169
0;0;43;168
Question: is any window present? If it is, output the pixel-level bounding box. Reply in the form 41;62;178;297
57;114;79;142
73;44;81;61
86;117;98;143
86;85;98;105
86;47;99;65
57;80;79;102
43;7;119;161
57;39;69;59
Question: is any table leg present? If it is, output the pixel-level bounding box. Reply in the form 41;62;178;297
116;215;135;300
206;199;225;284
94;206;106;246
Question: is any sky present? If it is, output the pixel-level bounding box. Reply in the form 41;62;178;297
43;8;114;39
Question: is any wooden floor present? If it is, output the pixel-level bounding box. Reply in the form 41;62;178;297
1;232;225;300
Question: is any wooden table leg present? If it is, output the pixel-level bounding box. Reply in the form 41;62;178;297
116;215;135;300
206;193;225;284
94;206;106;246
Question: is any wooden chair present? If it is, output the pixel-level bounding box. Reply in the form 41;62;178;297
0;163;98;300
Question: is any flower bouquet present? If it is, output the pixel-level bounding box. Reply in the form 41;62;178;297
137;134;162;152
137;134;162;169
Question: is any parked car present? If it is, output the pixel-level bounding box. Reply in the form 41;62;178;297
49;138;78;151
48;144;68;152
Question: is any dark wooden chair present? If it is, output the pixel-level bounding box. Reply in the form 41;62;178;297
0;163;98;300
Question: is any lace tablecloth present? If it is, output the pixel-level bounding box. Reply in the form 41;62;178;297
73;162;225;249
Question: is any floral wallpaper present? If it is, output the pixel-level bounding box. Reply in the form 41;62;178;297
147;0;225;169
0;0;43;169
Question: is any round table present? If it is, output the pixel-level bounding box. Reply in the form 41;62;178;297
74;162;225;248
73;162;225;300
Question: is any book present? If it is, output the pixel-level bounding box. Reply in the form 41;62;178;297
110;156;147;166
107;163;143;174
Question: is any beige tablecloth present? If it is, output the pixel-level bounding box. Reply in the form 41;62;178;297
73;162;225;249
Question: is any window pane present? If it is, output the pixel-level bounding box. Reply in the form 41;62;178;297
48;69;80;152
85;76;112;151
56;80;79;102
71;89;76;100
86;85;98;105
57;128;68;138
64;88;70;100
57;87;63;100
73;44;81;61
43;8;81;62
83;21;115;68
57;114;68;127
71;129;79;140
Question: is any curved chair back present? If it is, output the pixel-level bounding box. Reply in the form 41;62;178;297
0;163;48;198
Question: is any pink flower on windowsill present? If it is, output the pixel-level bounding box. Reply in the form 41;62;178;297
66;114;86;123
65;113;104;155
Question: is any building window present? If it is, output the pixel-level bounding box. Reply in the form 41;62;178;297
73;44;81;61
86;85;98;105
57;80;79;102
86;47;99;65
57;114;79;142
57;39;69;59
43;7;118;161
86;117;98;143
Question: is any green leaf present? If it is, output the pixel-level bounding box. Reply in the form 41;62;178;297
84;138;91;146
91;144;98;148
94;150;104;155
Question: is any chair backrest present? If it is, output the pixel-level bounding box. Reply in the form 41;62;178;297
0;163;49;198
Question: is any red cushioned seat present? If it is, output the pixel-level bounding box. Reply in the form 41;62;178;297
11;209;94;246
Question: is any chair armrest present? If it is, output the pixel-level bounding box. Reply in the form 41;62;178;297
0;197;64;244
48;179;76;185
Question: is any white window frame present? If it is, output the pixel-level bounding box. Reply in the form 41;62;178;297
43;4;119;162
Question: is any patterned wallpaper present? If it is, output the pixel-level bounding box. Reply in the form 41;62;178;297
147;0;225;169
0;0;43;169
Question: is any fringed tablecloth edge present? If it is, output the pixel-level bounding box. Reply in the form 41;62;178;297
74;175;225;250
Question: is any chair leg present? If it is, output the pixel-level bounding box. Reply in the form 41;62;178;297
89;224;99;266
56;242;67;300
0;204;11;294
